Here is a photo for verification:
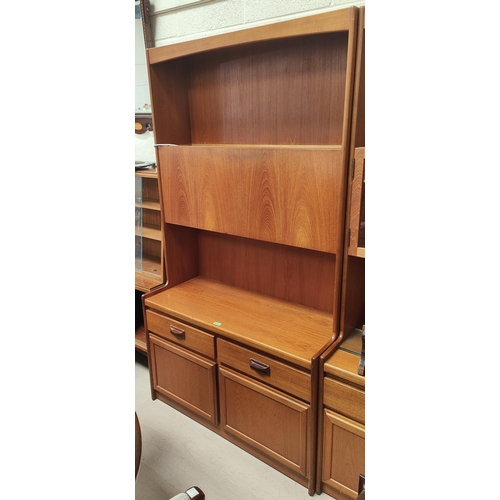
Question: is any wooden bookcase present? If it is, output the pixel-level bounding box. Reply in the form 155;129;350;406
143;6;361;495
135;167;165;354
317;6;365;498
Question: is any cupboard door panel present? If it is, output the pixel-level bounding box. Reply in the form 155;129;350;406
322;409;365;499
159;146;342;253
219;367;309;477
149;334;218;425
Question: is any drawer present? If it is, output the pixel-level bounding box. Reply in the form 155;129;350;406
217;338;310;402
323;377;365;424
146;309;215;359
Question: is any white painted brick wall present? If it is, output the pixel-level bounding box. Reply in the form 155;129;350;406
150;0;365;45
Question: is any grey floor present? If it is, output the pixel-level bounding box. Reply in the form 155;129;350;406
135;352;330;500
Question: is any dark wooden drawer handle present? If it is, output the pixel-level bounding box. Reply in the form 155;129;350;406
249;358;270;375
169;325;185;338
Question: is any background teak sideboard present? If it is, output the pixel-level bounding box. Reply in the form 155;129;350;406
141;6;365;496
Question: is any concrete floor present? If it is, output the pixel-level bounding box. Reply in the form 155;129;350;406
135;353;331;500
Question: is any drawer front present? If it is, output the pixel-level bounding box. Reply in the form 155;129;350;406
323;377;365;424
217;338;311;402
219;367;309;478
149;334;218;425
146;309;215;359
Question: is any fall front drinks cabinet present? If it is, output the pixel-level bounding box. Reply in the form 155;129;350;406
143;6;363;496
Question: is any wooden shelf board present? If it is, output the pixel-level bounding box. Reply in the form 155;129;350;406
135;167;158;179
175;144;344;150
135;325;148;354
135;227;162;241
136;200;161;211
135;270;163;292
144;277;334;369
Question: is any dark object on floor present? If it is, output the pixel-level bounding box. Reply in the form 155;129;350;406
135;412;142;479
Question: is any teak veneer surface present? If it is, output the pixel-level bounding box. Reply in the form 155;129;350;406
324;350;364;388
159;146;343;253
145;277;334;369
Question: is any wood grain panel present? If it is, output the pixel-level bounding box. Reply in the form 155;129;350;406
187;33;348;145
322;410;365;499
147;7;356;64
198;231;335;312
323;377;365;424
324;348;365;389
217;338;311;402
146;309;215;359
149;334;218;425
148;58;192;145
348;147;365;256
219;367;309;477
341;255;365;336
159;146;343;253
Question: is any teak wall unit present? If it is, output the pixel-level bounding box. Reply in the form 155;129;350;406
135;167;165;354
143;6;362;495
317;6;365;498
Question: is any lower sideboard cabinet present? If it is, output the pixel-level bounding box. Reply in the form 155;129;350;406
319;335;365;499
143;277;336;495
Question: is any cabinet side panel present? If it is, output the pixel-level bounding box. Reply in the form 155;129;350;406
159;146;343;253
149;59;192;145
342;256;365;335
163;224;199;288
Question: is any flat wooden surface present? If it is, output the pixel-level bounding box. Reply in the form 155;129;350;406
135;167;157;178
159;146;343;253
324;329;364;388
145;277;334;369
135;271;163;293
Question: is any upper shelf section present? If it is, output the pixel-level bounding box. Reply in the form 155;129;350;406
147;7;358;148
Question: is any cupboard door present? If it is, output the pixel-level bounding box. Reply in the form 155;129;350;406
219;367;309;478
149;334;218;425
322;409;365;499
